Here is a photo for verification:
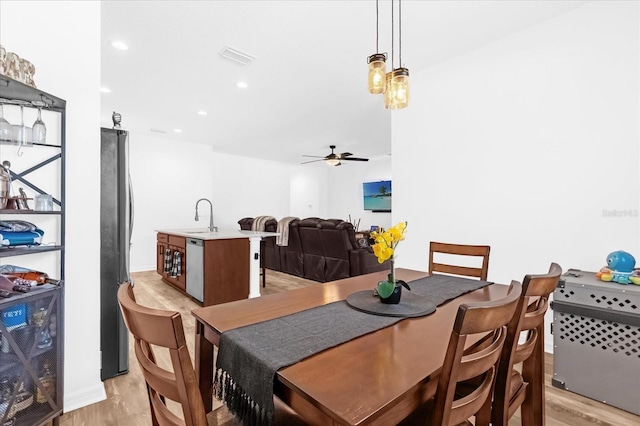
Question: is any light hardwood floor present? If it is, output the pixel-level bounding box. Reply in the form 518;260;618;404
53;270;639;426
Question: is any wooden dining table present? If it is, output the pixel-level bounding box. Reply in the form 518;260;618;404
192;268;512;425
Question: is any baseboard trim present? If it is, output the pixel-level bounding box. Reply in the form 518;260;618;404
131;265;155;273
64;382;107;412
545;340;554;354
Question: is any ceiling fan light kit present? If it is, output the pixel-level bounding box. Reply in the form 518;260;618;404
368;0;410;109
301;145;369;166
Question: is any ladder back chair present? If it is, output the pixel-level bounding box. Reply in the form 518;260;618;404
117;282;304;426
400;281;522;426
477;262;562;426
428;242;491;281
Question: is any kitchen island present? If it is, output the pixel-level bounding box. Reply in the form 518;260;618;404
155;228;278;305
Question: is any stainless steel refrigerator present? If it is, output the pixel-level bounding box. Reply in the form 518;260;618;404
100;127;134;380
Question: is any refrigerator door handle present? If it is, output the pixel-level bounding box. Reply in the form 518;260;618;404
128;173;134;244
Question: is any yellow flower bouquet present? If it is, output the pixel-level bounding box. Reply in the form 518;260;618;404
371;221;411;302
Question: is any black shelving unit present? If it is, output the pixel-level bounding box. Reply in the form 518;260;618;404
0;286;63;426
0;75;65;426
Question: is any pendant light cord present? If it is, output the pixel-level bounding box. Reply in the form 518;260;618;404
375;0;379;53
391;0;395;69
399;0;402;67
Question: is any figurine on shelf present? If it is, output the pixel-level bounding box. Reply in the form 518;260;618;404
5;52;21;82
595;250;639;285
19;58;36;88
0;45;6;76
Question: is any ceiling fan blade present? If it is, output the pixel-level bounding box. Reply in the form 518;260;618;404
339;152;353;158
302;155;326;158
301;158;325;164
341;157;369;162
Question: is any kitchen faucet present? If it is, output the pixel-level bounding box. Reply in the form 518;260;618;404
195;198;217;232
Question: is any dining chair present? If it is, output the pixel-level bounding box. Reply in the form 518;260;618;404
400;281;522;426
476;262;562;426
428;242;491;281
116;282;304;426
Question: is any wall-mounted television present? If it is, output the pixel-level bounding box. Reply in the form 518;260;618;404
363;180;392;212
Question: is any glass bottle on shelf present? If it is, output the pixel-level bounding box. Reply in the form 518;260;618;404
0;377;16;426
31;306;52;349
0;266;60;286
36;359;55;404
0;275;30;293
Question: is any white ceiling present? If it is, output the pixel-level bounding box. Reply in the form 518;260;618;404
101;0;586;165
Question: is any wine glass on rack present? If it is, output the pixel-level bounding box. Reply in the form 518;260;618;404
12;105;32;150
0;104;11;143
32;106;46;144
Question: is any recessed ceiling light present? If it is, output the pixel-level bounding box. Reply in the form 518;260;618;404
111;41;129;50
100;87;112;93
236;81;248;89
197;110;207;116
173;129;182;133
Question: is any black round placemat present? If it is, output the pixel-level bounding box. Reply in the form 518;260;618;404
346;290;437;317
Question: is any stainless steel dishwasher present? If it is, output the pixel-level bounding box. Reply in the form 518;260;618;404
186;238;204;302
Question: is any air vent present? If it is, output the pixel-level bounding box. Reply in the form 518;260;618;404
150;128;168;134
219;45;256;66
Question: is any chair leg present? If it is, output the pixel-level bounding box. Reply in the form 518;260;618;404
521;323;545;426
262;267;266;288
147;385;160;426
475;395;492;426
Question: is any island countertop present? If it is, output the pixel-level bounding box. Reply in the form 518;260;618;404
156;228;279;240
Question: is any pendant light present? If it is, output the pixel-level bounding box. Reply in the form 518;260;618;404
384;0;397;109
367;0;386;94
385;0;410;110
391;0;410;109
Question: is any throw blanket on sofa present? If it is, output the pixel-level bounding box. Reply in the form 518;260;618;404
276;216;298;246
252;215;275;232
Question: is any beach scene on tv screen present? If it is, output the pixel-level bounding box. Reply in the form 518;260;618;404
363;180;392;211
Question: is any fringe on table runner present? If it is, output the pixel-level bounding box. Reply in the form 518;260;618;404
213;367;273;426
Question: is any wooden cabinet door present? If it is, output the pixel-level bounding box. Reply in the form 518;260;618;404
157;242;167;275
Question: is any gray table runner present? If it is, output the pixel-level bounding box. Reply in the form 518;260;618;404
213;274;491;425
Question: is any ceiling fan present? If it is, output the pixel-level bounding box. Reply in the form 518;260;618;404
301;145;369;166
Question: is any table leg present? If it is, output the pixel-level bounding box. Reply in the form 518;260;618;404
522;322;545;426
195;319;214;412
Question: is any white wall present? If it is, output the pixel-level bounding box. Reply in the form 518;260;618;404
393;1;639;353
129;135;294;271
128;132;215;271
325;157;393;231
287;157;393;230
0;0;104;411
210;152;292;228
289;165;329;219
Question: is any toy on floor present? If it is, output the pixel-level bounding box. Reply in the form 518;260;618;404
595;250;640;285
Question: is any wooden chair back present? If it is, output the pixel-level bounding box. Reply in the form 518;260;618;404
482;263;562;426
428;242;490;281
431;281;522;426
117;282;208;426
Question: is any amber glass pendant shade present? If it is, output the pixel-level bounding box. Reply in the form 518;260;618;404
390;67;410;109
367;53;387;94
